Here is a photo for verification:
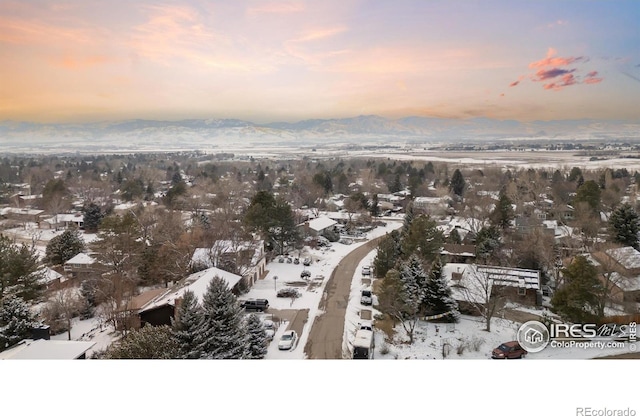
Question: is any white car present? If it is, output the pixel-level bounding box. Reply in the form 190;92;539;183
362;265;371;276
263;320;275;341
278;330;298;350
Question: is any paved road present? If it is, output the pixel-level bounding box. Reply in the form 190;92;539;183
304;237;384;359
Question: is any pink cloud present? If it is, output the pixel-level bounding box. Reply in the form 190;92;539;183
509;81;519;87
529;47;584;68
534;67;576;81
584;71;603;84
543;74;577;91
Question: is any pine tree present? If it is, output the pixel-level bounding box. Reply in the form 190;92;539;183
402;202;415;236
45;229;86;265
490;188;515;229
551;256;604;323
195;276;247;359
82;203;103;233
424;259;459;322
104;325;180;359
0;235;45;302
609;203;640;249
171;290;204;359
0;295;35;351
245;314;268;359
449;169;466;197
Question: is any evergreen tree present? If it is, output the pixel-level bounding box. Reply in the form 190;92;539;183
490;188;515;229
369;193;380;217
171;290;204;359
448;228;462;244
0;235;45;302
104;325;180;359
245;314;268;359
45;229;86;266
424;259;459;322
573;180;601;213
402;202;415;236
0;295;36;351
551;256;604;323
609;203;640;249
475;226;502;264
195;276;247;359
449;169;466;197
373;230;402;279
82;202;103;233
400;215;444;263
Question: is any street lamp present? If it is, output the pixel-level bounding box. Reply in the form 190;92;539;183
273;275;278;292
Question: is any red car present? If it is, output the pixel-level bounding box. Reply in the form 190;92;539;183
492;341;527;359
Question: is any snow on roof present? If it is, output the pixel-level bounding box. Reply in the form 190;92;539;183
308;216;337;232
413;196;446;205
43;213;84;224
139;266;244;313
191;240;264;268
0;339;95;359
65;252;96;265
443;263;540;304
606;246;640;271
1;207;44;215
41;267;64;284
613;272;640;292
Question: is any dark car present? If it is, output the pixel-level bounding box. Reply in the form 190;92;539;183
492;341;527;359
240;299;269;312
301;269;311;279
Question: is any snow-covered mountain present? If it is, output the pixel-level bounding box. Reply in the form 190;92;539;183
1;115;638;153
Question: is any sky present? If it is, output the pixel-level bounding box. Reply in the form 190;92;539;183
1;0;639;124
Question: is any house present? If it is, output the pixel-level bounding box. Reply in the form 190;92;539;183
191;239;267;288
591;247;640;303
0;207;44;223
137;266;244;327
304;216;338;237
63;252;98;280
42;213;84;230
440;244;476;263
0;339;95;359
414;196;450;215
442;263;541;309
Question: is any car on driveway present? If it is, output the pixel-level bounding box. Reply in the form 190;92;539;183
303;257;312;266
492;341;527;359
278;330;298;350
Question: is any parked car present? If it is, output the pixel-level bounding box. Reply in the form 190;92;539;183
303;257;312;266
360;288;373;306
240;299;269;312
278;330;298;350
293;257;300;265
301;269;311;279
362;265;371;276
263;320;275;341
492;341;527;359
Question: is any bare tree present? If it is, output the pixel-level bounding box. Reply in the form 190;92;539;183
48;288;83;340
455;266;508;332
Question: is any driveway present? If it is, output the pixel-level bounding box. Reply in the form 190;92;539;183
304;236;385;359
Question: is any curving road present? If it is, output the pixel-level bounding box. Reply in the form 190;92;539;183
304;236;385;359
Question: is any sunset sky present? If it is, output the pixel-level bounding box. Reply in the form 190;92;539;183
1;0;639;123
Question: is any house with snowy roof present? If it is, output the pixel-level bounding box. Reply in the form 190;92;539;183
190;239;266;288
42;213;84;230
442;263;541;310
591;246;640;303
63;252;98;280
0;339;95;360
136;266;244;327
303;216;338;237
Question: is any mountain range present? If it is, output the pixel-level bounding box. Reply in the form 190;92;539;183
1;115;639;153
